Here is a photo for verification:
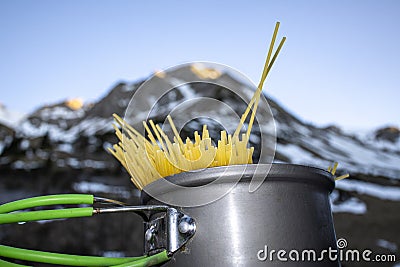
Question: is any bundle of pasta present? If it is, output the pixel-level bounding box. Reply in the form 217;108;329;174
108;22;286;190
109;114;255;190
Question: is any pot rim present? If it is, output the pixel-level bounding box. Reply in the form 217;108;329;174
141;163;335;204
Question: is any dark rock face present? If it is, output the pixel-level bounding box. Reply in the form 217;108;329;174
375;126;400;143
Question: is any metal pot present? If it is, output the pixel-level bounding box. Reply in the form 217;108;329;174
142;163;339;266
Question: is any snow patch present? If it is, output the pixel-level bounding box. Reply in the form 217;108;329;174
168;77;197;100
76;117;113;136
277;143;328;167
330;190;367;215
0;105;25;127
121;83;137;92
11;160;41;169
63;158;108;169
17;120;79;142
336;179;400;201
17;116;113;144
102;251;126;257
39;106;84;120
57;143;73;153
73;181;132;199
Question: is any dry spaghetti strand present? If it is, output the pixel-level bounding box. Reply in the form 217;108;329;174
234;22;286;139
327;162;350;181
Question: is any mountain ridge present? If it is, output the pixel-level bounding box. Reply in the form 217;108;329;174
1;65;400;266
1;67;399;176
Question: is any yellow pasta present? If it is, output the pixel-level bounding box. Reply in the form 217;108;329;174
327;162;350;181
108;22;287;190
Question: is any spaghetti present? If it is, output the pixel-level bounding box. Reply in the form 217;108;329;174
108;22;286;190
328;162;350;181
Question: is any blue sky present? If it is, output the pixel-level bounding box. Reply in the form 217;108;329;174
1;0;399;129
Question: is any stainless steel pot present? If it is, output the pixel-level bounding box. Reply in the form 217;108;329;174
142;163;340;266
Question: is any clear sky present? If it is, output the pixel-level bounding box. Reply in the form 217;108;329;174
1;0;399;130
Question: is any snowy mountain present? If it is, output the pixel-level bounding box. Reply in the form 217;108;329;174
1;64;399;265
1;65;399;182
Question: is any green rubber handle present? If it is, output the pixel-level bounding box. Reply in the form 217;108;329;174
0;195;171;266
0;207;94;224
0;245;169;267
0;258;29;267
110;251;169;267
0;194;94;214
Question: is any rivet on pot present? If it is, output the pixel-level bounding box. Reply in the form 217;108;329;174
145;226;155;241
178;216;196;235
